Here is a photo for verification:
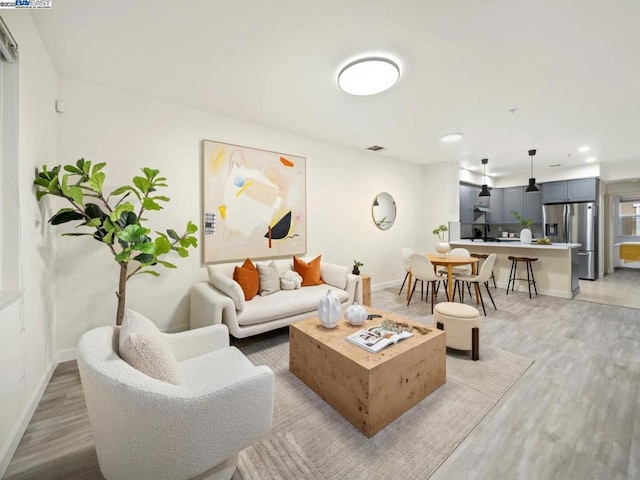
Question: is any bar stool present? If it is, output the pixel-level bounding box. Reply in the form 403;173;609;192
470;253;496;288
506;256;538;298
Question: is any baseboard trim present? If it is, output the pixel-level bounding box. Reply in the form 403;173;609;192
56;347;77;363
0;355;58;478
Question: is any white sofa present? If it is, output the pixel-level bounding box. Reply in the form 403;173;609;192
77;320;274;480
190;257;362;338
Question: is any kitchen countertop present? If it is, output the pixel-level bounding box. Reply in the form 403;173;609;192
451;240;581;250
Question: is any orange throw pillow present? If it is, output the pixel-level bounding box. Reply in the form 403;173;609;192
233;258;259;300
293;255;324;286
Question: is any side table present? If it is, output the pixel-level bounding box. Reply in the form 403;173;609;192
360;274;371;306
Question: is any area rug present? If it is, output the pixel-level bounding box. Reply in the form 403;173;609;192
233;331;533;480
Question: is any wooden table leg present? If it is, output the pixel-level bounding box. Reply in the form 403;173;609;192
447;265;454;301
406;272;412;302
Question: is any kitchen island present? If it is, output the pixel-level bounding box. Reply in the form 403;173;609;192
450;240;581;299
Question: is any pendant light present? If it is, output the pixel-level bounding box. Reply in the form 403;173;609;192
479;158;491;197
525;149;539;192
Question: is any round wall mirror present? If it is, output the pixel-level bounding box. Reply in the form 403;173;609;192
372;192;397;230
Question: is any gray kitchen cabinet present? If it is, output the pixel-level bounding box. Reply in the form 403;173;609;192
459;184;479;223
489;188;504;223
541;178;597;203
568;178;597;202
523;189;542;223
503;186;524;223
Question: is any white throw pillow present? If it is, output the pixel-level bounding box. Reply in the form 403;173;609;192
208;268;246;311
321;264;350;290
280;270;302;290
257;261;281;296
118;309;180;385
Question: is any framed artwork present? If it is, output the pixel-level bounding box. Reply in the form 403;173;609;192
201;140;307;263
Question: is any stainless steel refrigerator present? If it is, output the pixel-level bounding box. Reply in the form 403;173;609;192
543;202;598;280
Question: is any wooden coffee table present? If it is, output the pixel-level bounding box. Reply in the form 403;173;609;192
289;307;446;437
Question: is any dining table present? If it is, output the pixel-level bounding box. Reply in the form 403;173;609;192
406;254;480;303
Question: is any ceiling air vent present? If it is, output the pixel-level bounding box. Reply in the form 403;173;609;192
549;163;562;168
367;145;385;151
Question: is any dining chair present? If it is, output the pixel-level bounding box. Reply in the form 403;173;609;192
441;247;472;299
454;253;497;316
398;247;414;295
407;253;446;313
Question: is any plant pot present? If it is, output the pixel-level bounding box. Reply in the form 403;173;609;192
435;242;450;258
520;228;532;244
352;267;360;275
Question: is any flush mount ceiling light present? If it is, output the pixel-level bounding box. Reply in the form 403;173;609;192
440;132;463;143
525;149;539;193
479;158;491;197
338;57;400;96
578;145;591;153
585;157;597;163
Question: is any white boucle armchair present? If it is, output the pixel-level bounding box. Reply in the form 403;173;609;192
77;323;274;480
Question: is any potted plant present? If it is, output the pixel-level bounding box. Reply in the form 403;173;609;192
352;260;364;275
432;224;450;257
33;159;198;325
511;210;533;244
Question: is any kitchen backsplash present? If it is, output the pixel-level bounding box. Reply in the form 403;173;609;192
460;222;543;239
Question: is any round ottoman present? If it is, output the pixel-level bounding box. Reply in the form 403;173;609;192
434;302;481;360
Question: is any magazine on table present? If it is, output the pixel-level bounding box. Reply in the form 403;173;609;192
346;325;413;353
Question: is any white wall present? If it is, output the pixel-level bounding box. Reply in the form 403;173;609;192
0;11;57;475
419;161;460;250
55;77;425;351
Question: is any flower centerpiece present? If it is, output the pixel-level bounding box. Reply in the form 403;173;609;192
432;224;450;257
511;210;533;244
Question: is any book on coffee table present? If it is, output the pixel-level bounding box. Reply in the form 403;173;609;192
346;326;413;353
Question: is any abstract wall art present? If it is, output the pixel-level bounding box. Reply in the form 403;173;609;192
202;140;307;263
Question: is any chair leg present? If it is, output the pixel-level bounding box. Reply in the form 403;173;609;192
407;279;418;306
491;272;496;288
506;260;514;294
425;281;430;303
525;262;532;299
476;282;486;316
420;280;424;300
529;262;538;296
430;281;436;314
466;281;472;297
398;272;409;295
485;282;497;310
472;327;479;361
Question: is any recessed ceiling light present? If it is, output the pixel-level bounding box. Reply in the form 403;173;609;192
338;57;400;96
578;145;591;153
585;157;596;163
440;133;463;143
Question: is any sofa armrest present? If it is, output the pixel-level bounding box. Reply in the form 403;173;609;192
164;324;230;362
345;273;363;304
190;282;237;330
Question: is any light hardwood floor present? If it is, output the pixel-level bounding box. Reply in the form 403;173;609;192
4;269;640;479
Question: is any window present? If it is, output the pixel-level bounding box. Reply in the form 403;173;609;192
619;200;640;236
0;15;19;299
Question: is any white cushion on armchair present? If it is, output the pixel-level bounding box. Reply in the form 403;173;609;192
77;319;274;480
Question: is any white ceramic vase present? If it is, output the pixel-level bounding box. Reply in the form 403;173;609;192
435;242;451;258
344;302;367;326
520;228;532;244
318;289;341;328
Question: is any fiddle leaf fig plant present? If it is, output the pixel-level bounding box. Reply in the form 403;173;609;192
34;158;198;325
